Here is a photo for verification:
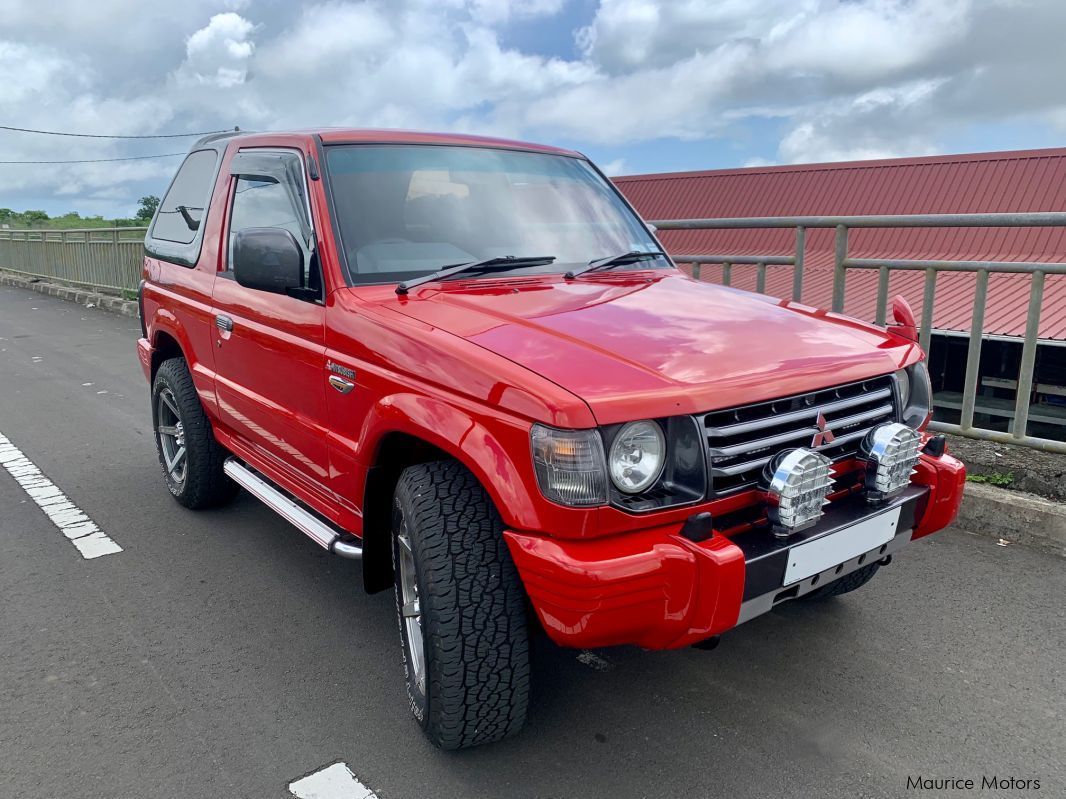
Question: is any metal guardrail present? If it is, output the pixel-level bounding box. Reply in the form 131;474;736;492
651;213;1066;454
2;216;1063;452
0;227;146;294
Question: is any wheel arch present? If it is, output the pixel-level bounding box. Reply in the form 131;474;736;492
360;431;450;593
357;394;542;594
150;329;184;381
147;313;218;427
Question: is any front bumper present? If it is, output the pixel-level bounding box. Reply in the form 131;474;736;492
504;450;965;650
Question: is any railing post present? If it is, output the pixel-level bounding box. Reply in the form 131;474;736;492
722;262;732;286
831;225;848;312
756;261;766;294
691;261;701;281
1012;270;1045;439
792;225;805;301
960;269;989;432
919;268;937;353
875;266;889;326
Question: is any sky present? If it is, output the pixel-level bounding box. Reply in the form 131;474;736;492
1;0;1065;218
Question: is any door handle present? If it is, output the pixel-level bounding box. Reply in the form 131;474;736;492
328;375;355;394
215;315;234;333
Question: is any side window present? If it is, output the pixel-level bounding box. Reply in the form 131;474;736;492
228;153;316;290
152;150;218;244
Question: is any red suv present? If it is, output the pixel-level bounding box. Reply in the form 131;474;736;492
137;129;965;749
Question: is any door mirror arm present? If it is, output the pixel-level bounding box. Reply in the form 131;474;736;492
285;286;320;302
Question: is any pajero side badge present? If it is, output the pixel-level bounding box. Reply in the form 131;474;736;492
327;360;357;380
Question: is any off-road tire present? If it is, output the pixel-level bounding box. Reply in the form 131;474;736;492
799;562;881;601
152;358;236;509
392;460;531;750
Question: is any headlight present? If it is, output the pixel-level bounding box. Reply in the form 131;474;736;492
896;368;910;408
896;361;932;429
530;424;607;506
608;420;666;494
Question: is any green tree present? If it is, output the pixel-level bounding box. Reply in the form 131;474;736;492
135;195;160;222
22;210;49;225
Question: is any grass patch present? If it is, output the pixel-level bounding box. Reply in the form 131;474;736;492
967;471;1015;487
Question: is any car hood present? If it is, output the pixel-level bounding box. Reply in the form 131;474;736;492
378;272;917;425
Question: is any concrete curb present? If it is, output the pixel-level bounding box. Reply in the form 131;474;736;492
956;481;1066;556
0;270;138;319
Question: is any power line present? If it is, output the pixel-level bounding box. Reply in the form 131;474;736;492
0;124;235;139
0;152;186;164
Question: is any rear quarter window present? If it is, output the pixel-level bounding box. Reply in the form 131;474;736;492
146;149;222;266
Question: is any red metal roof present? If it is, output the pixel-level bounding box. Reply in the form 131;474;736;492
614;148;1066;341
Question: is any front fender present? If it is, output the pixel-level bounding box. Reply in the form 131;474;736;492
356;392;547;531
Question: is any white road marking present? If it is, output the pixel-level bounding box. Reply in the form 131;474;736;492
289;763;377;799
0;432;122;559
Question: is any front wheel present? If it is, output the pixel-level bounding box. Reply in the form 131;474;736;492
392;460;531;750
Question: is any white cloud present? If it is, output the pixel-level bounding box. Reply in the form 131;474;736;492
601;158;627;176
764;0;973;85
1;0;1065;216
179;12;256;88
778;79;948;163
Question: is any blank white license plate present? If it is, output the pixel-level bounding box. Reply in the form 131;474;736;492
783;507;902;585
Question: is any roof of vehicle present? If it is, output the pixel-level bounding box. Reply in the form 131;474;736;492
614;147;1066;342
195;127;582;157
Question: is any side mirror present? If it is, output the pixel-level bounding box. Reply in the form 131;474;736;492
232;227;303;294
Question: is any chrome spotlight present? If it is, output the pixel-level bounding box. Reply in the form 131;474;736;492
761;448;834;537
860;422;922;503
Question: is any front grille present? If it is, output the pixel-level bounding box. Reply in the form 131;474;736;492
702;375;898;496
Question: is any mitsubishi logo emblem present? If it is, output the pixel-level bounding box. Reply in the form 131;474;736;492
811;412;836;448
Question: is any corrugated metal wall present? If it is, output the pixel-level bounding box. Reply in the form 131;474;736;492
614;148;1066;340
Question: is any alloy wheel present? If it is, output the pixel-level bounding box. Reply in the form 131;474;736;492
396;519;426;695
156;388;188;485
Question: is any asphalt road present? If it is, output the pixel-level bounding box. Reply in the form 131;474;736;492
1;284;1063;799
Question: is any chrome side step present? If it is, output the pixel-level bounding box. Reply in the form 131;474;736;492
223;458;362;560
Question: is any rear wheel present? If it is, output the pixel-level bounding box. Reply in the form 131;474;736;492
392;460;530;750
152;358;236;509
799;562;881;601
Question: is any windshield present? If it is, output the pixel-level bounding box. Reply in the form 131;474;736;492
324;144;667;284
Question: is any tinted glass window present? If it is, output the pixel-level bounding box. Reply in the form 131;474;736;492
228;153;314;285
324;145;664;285
152;150;217;244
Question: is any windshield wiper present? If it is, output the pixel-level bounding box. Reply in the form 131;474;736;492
564;250;666;279
396;255;556;295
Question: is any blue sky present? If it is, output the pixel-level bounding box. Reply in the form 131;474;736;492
2;0;1065;218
